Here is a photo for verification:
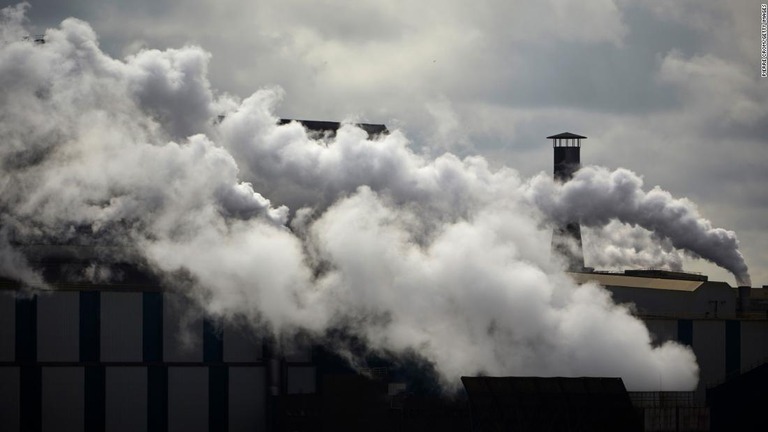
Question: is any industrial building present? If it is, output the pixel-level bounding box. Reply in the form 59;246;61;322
461;376;643;432
0;126;766;432
569;269;768;431
0;280;288;432
552;132;768;431
548;132;768;394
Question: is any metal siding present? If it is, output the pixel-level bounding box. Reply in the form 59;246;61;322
42;367;84;432
286;366;316;394
0;292;15;361
692;321;725;388
222;324;262;362
101;292;143;361
642;407;710;431
609;287;690;316
163;296;202;362
38;292;79;362
643;319;677;344
168;367;208;432
0;367;20;432
106;367;147;432
229;367;266;432
740;321;768;372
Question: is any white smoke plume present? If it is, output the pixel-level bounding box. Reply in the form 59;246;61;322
527;167;751;286
1;4;744;390
582;221;686;272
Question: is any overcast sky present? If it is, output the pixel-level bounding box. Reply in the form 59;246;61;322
13;0;768;286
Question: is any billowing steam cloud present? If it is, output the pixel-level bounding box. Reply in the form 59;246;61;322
582;221;686;272
527;168;752;286
5;3;755;390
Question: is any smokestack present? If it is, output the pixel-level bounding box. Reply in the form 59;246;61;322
737;285;751;314
548;132;587;271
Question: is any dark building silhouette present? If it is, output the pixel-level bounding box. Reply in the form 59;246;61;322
462;376;642;432
708;362;768;432
548;132;586;271
278;119;388;139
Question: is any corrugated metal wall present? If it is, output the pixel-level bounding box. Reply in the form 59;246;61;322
740;321;768;370
105;367;146;432
101;292;142;361
0;289;313;432
643;315;768;408
0;288;765;431
692;321;726;388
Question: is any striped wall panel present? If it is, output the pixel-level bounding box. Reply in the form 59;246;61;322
229;367;266;432
0;292;15;361
102;292;142;362
168;367;208;432
38;292;79;362
2;289;274;432
106;367;147;432
741;320;768;372
693;321;726;388
42;367;84;432
0;366;20;432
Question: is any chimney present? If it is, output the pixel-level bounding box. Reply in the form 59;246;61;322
737;285;751;313
547;132;586;272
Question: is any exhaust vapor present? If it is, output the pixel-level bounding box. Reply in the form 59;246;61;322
581;221;686;272
527;167;751;286
3;4;754;390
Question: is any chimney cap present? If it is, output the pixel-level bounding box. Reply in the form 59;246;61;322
547;132;587;140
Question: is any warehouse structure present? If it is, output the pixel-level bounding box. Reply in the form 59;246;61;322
552;132;768;431
548;133;768;397
461;376;642;432
0;128;767;432
0;279;306;432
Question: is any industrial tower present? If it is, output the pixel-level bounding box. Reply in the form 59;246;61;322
548;132;586;271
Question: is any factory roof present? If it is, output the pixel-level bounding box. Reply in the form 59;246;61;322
547;132;587;140
278;119;388;138
569;272;706;292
